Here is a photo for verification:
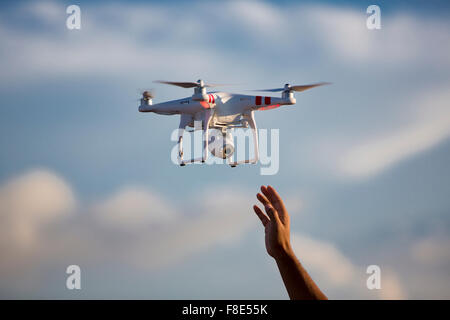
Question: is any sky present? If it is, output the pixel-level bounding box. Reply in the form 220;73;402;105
0;0;449;299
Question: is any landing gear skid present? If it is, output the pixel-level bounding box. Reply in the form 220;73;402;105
177;110;260;167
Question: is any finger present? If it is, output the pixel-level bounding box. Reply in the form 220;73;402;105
253;205;269;226
267;185;288;223
261;185;284;212
257;192;271;208
267;185;284;206
265;204;281;224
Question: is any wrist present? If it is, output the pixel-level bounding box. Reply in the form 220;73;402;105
273;245;296;262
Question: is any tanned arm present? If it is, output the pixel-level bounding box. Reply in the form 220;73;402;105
253;185;327;300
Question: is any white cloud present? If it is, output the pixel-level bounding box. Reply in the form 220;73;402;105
223;0;285;39
0;168;412;299
411;235;450;266
125;186;256;268
337;87;450;179
0;169;257;277
291;233;406;299
1;1;449;85
306;6;373;62
21;0;65;25
92;187;176;229
291;233;356;285
378;269;406;300
0;169;75;250
0;169;75;282
0;2;229;83
308;6;450;66
283;194;303;216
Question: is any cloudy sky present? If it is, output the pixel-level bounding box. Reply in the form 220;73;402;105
0;0;449;299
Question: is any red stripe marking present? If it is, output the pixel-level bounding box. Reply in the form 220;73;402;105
208;94;211;103
259;104;281;111
212;94;215;104
264;96;271;105
200;101;210;109
255;96;262;105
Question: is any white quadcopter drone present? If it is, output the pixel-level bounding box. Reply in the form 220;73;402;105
138;79;329;166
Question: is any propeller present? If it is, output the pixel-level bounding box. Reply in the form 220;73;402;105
154;79;231;88
251;82;331;92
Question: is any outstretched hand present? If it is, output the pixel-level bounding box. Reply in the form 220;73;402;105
253;185;293;260
253;185;327;300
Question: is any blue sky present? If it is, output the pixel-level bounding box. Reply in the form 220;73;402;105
0;0;449;299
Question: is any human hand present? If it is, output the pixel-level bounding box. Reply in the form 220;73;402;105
253;185;293;260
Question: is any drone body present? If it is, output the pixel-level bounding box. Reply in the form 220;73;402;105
139;79;328;166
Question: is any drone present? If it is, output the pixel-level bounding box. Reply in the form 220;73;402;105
139;79;329;166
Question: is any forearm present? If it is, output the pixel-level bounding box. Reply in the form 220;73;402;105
275;249;327;300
